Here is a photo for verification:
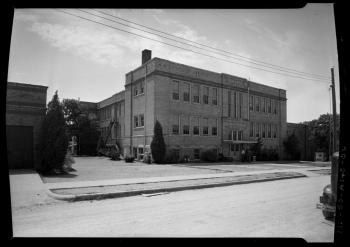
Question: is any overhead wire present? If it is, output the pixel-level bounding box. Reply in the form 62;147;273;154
91;8;331;80
55;9;331;84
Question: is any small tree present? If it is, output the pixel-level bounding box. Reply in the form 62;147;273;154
283;133;301;160
37;91;68;173
150;120;166;163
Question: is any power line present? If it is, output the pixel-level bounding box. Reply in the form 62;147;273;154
91;8;331;80
56;9;330;84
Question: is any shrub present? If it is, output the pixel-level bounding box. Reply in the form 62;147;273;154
200;150;218;162
124;155;135;163
63;152;76;172
110;149;121;161
164;149;180;164
150;121;166;163
257;148;279;161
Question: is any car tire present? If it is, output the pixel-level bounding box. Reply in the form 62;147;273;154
322;210;334;219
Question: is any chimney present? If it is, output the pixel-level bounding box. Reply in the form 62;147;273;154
142;49;152;65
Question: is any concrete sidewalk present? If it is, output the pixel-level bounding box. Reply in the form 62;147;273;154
46;167;330;202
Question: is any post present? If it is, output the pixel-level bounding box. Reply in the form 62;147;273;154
331;67;337;153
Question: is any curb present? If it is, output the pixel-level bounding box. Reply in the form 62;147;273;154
47;173;307;202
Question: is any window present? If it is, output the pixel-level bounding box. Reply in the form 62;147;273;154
202;118;209;135
172;80;179;100
172;115;179;135
138;147;144;155
262;98;266;113
255;123;260;138
274;100;277;114
233;91;237;118
239;93;243;118
133;86;138;96
192;117;200;135
134;114;144;128
195;71;200;77
182;115;190;135
268;124;272;138
134;115;139;128
192;84;200;103
183;82;190;102
238;131;243;141
172;125;179;135
212;88;218;105
256;96;260;112
140;114;144;127
203;86;209;104
262;123;266;138
249;95;254;111
273;125;277;138
194;149;200;159
230;144;235;152
250;122;254;137
268;99;272;113
183;125;189;135
140;81;144;94
211;119;217;136
232;130;237;141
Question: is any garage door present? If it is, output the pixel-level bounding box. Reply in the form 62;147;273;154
6;125;33;169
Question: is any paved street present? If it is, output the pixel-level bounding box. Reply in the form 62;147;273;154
12;172;334;242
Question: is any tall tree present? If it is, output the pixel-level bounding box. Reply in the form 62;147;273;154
283;133;301;160
150;120;166;163
62;98;99;155
37;91;68;173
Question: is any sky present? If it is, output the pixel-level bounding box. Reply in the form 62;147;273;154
8;5;340;123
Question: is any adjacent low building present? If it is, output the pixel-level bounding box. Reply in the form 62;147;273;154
6;82;48;169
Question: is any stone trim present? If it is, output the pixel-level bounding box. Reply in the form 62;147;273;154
6;100;46;108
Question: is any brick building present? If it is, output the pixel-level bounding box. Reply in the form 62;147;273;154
96;50;287;161
6;82;48;169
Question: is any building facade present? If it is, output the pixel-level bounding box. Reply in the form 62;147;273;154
96;50;287;161
6;82;48;169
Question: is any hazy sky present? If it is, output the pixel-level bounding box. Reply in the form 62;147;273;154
8;5;339;123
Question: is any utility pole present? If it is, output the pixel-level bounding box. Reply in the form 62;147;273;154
330;67;337;154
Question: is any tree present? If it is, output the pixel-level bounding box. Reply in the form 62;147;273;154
62;98;99;155
150;120;166;163
283;133;301;160
37;91;68;173
303;113;340;160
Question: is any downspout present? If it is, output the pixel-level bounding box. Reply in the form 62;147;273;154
144;65;147;149
130;73;133;155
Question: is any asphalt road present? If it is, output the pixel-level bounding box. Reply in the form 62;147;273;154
11;173;334;242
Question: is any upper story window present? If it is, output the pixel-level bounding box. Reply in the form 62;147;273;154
172;80;179;100
183;82;190;102
249;95;254;111
255;96;260;112
140;81;144;94
250;122;254;137
238;130;243;141
273;124;277;138
182;115;190;135
133;86;138;96
239;93;243;118
274;100;278;114
232;130;237;141
268;123;272;138
195;71;200;77
203;86;209;104
212;88;218;105
172;115;179;135
134;114;144;128
211;118;217;136
255;123;260;138
192;117;200;135
192;84;200;103
202;118;209;135
268;99;272;113
262;98;266;113
233;91;237;118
